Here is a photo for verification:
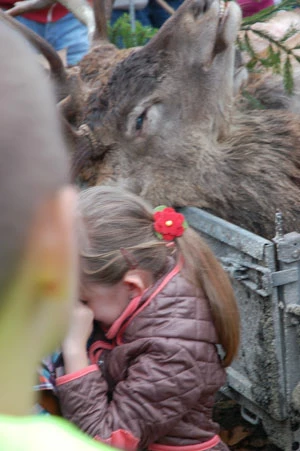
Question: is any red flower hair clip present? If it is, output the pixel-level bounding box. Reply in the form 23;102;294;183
153;206;188;241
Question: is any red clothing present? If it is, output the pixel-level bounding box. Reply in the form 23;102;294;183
0;0;68;22
237;0;274;17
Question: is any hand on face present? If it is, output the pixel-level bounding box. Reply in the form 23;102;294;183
62;301;94;352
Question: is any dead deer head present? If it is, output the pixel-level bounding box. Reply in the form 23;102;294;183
73;0;242;186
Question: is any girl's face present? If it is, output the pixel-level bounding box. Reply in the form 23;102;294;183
80;280;132;327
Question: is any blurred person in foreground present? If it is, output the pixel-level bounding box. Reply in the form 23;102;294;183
0;21;108;451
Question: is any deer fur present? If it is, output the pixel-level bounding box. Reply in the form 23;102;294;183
3;0;300;239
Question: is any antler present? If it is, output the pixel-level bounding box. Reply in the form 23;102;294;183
0;10;88;129
1;4;105;179
0;10;68;89
93;0;109;41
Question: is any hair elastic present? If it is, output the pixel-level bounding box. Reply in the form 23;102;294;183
120;247;139;269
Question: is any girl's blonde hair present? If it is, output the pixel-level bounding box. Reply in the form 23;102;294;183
79;186;239;367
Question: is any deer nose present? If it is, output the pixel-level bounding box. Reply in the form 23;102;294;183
190;0;215;18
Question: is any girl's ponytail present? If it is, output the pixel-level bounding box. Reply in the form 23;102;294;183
177;227;240;367
153;205;239;366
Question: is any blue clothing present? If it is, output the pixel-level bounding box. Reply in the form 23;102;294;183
111;0;184;30
147;0;183;28
110;0;183;48
16;12;89;65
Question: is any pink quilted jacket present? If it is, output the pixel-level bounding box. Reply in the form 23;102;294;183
56;262;229;451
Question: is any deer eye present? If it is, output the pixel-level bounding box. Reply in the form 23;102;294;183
136;112;146;131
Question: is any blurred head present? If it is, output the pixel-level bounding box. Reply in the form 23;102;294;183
0;23;77;357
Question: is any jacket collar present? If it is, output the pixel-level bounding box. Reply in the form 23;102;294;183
106;258;181;341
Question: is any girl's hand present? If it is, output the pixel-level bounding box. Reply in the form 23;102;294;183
61;302;94;374
63;301;94;350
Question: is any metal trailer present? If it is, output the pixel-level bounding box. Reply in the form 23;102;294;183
180;207;300;451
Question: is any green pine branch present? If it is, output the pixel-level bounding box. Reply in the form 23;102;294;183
240;0;300;94
108;14;158;48
241;0;300;26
